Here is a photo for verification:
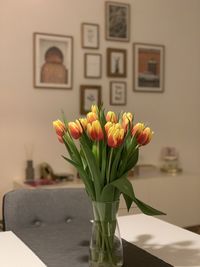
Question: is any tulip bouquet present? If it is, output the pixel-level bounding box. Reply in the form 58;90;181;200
53;105;163;215
53;105;164;267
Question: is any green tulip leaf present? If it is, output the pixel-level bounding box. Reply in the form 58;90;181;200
62;155;95;200
133;197;166;216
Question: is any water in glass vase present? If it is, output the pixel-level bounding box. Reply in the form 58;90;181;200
89;201;123;267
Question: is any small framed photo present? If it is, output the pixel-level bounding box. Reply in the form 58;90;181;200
84;53;102;78
33;32;73;89
110;81;127;105
133;43;165;93
107;48;127;78
105;1;130;42
81;23;99;49
80;85;102;114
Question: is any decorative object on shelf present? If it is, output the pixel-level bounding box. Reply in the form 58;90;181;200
110;81;127;105
160;147;182;174
53;105;165;267
81;23;99;49
107;48;127;78
39;162;74;181
105;1;130;42
84;53;102;79
25;160;35;181
33;32;73;89
80;85;102;115
39;162;54;180
133;43;165;93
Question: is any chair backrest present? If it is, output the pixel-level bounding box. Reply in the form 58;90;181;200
3;188;92;231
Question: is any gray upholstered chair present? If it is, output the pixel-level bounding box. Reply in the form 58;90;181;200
3;188;93;267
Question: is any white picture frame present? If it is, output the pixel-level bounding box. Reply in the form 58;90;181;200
84;53;102;78
33;32;73;89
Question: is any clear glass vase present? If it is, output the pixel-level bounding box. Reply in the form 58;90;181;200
89;201;123;267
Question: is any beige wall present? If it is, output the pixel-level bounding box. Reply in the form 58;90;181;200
1;0;200;216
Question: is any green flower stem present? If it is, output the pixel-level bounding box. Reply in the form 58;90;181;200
92;203;118;266
97;141;100;168
107;148;114;184
96;222;116;266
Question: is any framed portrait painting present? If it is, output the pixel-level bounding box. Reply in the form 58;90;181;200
133;43;165;93
33;33;73;89
107;48;127;78
105;1;130;42
81;23;99;49
110;81;126;105
80;85;102;114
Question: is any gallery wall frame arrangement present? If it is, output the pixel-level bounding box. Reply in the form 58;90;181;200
133;43;165;93
33;32;73;89
110;81;127;106
105;1;130;42
80;85;102;114
107;48;127;78
84;53;102;79
81;23;99;49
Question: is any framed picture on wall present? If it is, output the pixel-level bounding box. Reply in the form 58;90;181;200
33;33;73;89
80;85;102;114
81;23;99;49
105;1;130;42
110;81;126;105
133;43;165;92
107;48;127;77
84;53;102;78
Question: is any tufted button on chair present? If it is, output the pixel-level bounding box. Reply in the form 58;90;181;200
3;188;92;267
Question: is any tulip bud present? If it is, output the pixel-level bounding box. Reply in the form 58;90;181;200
68;121;82;139
106;111;117;123
104;121;113;134
122;112;133;131
132;123;153;146
106;123;125;148
53;120;66;137
79;118;88;130
91;105;99;114
87;112;98;123
137;127;153;146
87;120;104;141
131;123;145;137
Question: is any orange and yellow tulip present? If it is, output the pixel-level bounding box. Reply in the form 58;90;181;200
122;112;133;131
91;104;99;114
87;112;98;123
87;120;104;141
68;121;83;139
106;111;117;123
106;123;125;148
131;123;145;137
79;118;88;130
53;120;66;143
104;121;113;134
132;123;153;146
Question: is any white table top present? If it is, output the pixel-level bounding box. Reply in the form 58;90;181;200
0;231;46;267
118;214;200;267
